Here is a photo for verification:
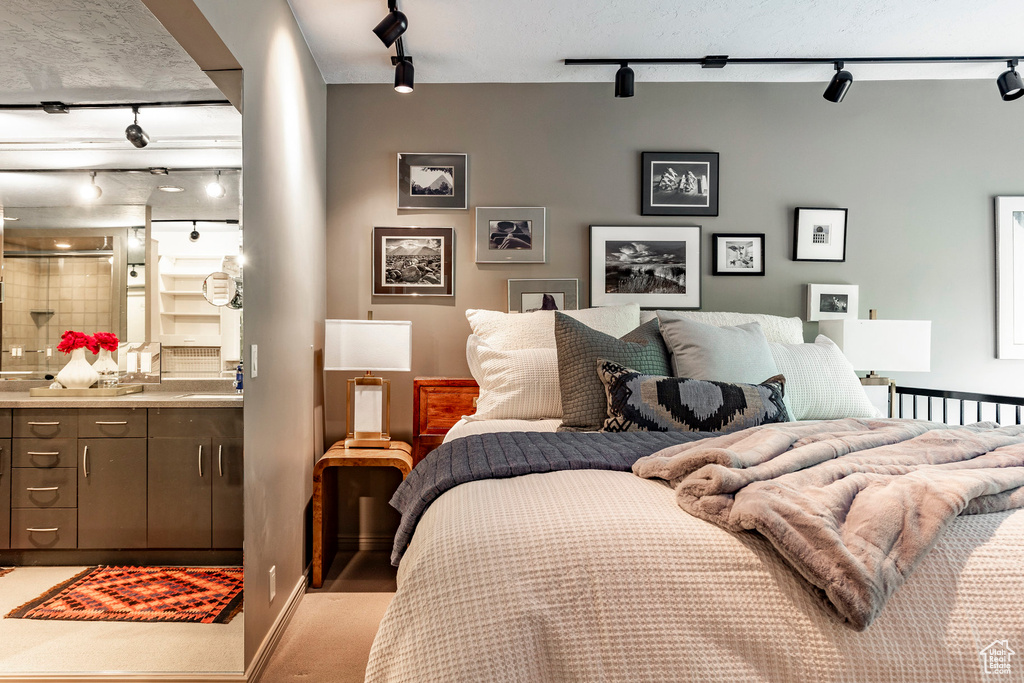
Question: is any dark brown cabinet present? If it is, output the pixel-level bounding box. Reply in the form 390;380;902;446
78;438;147;549
212;438;243;548
0;439;10;550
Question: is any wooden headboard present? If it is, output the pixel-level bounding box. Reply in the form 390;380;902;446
412;377;479;465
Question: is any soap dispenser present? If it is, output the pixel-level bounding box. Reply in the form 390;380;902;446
234;360;244;394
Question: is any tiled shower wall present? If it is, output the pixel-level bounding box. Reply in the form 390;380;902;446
2;256;114;375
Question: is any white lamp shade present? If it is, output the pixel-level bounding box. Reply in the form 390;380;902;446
325;319;412;372
819;319;931;372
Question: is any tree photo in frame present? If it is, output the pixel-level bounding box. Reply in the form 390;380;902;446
591;225;702;309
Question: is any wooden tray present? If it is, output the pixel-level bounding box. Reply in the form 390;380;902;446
29;384;145;397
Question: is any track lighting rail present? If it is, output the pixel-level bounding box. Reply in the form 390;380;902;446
565;55;1024;67
0;167;240;174
0;100;233;112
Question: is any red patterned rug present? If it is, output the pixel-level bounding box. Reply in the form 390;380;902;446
5;566;243;624
0;567;13;579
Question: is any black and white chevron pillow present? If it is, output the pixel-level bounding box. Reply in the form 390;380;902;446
597;359;789;433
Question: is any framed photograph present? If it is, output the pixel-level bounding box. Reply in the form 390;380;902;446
590;225;701;309
372;226;454;297
641;152;719;216
793;207;848;261
397;153;468;210
475;207;546;263
995;197;1024;359
806;283;859;321
507;279;579;313
713;233;765;276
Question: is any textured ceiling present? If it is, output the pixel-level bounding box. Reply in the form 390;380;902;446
289;0;1024;85
0;0;222;103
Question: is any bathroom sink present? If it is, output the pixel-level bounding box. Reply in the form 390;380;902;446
175;393;243;399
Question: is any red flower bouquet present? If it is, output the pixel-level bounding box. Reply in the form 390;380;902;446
57;330;98;355
93;332;119;352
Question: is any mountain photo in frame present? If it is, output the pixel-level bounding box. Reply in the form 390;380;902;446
373;226;455;296
397;153;468;210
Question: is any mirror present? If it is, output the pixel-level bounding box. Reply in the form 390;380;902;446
203;272;238;306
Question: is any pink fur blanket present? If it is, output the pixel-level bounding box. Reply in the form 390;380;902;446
633;418;1024;629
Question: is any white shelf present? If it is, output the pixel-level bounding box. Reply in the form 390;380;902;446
160;312;221;319
161;290;206;296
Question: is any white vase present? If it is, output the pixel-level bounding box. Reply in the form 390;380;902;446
93;348;119;388
56;347;99;390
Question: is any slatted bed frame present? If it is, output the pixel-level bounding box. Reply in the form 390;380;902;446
896;386;1024;426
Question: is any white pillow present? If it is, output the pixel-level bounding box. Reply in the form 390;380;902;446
465;337;562;421
769;335;880;420
466;304;640;351
639;310;804;344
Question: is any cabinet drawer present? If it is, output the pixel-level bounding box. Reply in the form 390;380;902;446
14;410;78;439
12;468;78;508
148;408;243;438
0;409;12;439
11;509;77;549
78;409;147;438
13;438;78;468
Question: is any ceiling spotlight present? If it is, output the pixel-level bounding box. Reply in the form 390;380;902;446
615;63;634;98
80;172;102;201
395;57;414;94
129;267;138;278
149;167;169;175
823;62;853;103
997;60;1024;101
158;185;185;193
189;221;201;243
373;0;407;48
55;242;71;249
206;170;227;198
41;101;70;114
125;106;150;148
128;228;142;248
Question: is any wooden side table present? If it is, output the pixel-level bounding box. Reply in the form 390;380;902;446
311;440;412;588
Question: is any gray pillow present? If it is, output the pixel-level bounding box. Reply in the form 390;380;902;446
555;313;671;431
657;312;779;384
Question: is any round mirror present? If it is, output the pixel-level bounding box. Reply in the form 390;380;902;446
202;272;238;306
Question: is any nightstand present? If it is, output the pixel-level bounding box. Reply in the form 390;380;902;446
311;440;412;588
413;377;479;466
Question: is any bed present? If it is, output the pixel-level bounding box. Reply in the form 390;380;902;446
365;307;1024;682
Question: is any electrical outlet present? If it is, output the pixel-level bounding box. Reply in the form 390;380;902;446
251;344;258;378
268;565;276;602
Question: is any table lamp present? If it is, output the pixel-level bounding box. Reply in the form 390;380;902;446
325;318;412;449
819;311;931;414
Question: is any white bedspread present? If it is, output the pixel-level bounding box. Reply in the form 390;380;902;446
367;465;1024;682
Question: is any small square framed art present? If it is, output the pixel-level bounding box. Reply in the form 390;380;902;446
372;226;454;296
793;207;848;261
641;152;719;216
806;283;859;321
591;225;701;309
507;279;579;313
476;207;546;263
397;153;468;210
713;233;765;276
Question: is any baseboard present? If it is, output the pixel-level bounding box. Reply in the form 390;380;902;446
243;570;308;683
336;533;392;552
0;672;245;682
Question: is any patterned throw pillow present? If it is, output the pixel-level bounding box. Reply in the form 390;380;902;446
555;314;672;432
597;360;790;433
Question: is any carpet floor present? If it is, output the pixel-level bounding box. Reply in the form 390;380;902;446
0;566;244;674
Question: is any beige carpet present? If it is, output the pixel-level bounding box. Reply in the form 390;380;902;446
259;592;394;682
0;566;244;674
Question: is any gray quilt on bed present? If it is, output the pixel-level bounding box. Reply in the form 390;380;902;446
633;418;1024;629
390;430;710;565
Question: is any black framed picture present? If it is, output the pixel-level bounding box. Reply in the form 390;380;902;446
372;226;454;296
641;152;719;216
793;207;848;261
397;153;468;210
713;233;765;276
590;225;701;309
507;278;579;313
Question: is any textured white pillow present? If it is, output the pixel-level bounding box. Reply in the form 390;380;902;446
465;337;562;421
466;304;640;351
769;335;880;420
639;310;804;344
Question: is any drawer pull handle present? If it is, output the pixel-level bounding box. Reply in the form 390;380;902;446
26;486;59;492
198;444;204;478
26;527;58;533
83;445;90;478
218;445;224;477
27;451;60;456
94;421;128;425
27;421;60;426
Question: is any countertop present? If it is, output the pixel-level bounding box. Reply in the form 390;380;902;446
0;381;243;408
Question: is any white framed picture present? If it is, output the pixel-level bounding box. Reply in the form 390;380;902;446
995;196;1024;359
475;207;546;263
507;278;579;313
793;207;848;261
590;225;701;309
807;283;859;321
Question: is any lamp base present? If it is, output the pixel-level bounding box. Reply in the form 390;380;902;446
860;371;891;386
344;436;393;449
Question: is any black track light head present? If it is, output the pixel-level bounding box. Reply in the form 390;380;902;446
823;62;853;103
125;107;149;148
373;3;408;48
615;63;634;98
394;56;414;94
998;60;1024;101
189;221;201;243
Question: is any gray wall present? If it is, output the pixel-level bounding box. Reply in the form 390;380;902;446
326;79;1024;540
197;0;327;665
